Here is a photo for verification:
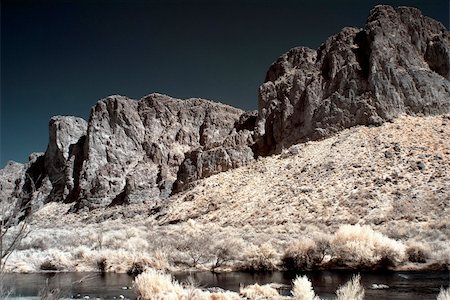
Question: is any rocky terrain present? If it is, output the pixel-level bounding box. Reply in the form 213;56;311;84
4;114;449;274
0;5;449;274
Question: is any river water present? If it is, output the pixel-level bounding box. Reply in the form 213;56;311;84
2;270;449;299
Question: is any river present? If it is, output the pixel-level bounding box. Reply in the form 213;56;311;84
2;270;449;299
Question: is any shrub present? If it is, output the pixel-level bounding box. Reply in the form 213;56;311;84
437;287;450;300
97;257;107;273
173;227;212;267
336;274;364;300
128;261;146;276
40;260;58;271
406;243;430;263
209;237;243;271
282;238;327;270
291;275;320;300
133;269;184;300
241;243;278;271
332;225;406;268
239;283;279;299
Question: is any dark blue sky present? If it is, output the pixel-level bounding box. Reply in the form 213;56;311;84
1;0;448;167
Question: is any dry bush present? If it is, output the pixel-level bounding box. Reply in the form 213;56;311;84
209;236;243;271
282;237;329;270
437;287;450;300
332;225;406;267
134;269;241;300
241;242;278;271
171;222;213;267
239;283;279;299
336;274;364;300
406;242;430;263
291;275;320;300
40;260;59;271
133;269;184;300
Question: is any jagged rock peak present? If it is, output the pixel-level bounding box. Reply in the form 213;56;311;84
256;5;450;155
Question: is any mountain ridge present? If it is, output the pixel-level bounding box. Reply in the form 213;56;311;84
1;5;449;213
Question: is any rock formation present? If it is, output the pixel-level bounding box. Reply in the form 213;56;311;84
45;116;87;203
256;5;450;155
172;111;257;192
1;5;449;210
76;93;248;208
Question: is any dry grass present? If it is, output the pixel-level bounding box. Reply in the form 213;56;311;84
239;283;280;299
134;269;241;300
134;269;184;300
335;274;364;300
291;275;320;300
437;287;450;300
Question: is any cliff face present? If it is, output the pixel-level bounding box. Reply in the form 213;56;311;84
76;93;250;208
1;94;253;209
1;5;449;210
256;5;450;154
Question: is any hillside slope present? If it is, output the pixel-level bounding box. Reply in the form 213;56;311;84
6;114;447;273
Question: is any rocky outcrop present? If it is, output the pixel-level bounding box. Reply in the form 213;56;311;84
45;116;87;202
1;94;254;209
172;111;257;192
0;153;52;217
74;93;247;208
256;5;450;155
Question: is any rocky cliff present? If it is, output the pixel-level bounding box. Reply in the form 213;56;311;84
1;93;253;209
1;5;449;211
256;5;450;154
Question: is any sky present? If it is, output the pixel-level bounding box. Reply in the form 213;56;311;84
1;0;448;167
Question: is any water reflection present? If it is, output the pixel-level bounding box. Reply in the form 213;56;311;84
2;270;449;300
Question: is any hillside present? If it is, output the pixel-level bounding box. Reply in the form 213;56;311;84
4;114;447;273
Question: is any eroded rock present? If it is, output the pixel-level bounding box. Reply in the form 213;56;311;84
257;5;450;155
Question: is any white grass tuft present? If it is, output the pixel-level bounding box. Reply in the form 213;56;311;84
239;283;280;299
291;275;320;300
336;274;364;300
437;287;450;300
133;268;184;299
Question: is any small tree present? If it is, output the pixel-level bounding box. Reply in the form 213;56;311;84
0;173;37;297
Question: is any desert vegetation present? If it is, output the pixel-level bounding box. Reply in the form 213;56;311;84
3;214;448;274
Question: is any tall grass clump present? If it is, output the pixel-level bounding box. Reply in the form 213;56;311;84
133;269;183;300
332;225;406;268
239;283;280;298
291;275;320;300
437;287;450;300
336;274;364;300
